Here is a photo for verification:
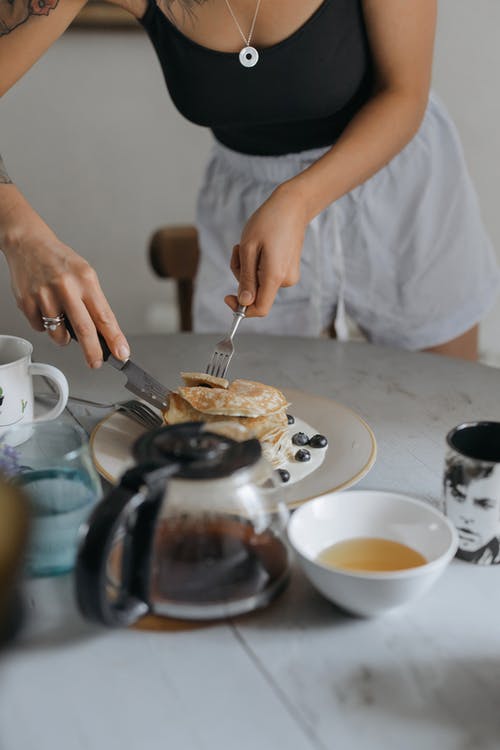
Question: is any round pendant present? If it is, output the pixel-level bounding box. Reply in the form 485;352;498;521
239;46;259;68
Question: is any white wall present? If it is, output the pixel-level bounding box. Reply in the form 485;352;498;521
1;0;500;358
433;0;500;363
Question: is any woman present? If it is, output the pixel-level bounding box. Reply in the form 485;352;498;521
0;0;498;368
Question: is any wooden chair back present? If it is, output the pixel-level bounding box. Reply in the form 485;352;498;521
148;225;200;332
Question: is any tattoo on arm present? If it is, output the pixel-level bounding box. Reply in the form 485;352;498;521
0;0;59;36
0;154;13;184
156;0;207;24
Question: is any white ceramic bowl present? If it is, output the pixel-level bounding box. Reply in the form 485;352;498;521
288;490;458;617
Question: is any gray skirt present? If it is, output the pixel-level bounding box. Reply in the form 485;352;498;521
193;92;500;348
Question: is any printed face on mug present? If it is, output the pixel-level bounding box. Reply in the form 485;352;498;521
444;467;499;552
0;336;68;432
443;422;500;565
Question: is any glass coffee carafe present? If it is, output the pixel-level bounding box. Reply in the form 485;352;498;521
75;423;290;626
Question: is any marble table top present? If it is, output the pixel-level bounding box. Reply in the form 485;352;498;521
2;333;500;750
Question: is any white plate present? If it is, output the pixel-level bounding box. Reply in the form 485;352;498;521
90;388;377;508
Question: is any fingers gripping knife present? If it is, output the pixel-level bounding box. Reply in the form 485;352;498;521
65;320;171;411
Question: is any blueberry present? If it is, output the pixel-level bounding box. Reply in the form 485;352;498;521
295;448;311;462
309;434;328;449
278;468;291;483
287;414;295;425
292;432;309;446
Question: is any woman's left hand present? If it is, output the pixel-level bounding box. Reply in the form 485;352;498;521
224;185;308;317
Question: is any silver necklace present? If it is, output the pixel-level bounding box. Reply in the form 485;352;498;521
224;0;262;68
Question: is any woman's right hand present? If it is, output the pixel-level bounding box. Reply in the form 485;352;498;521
3;221;130;369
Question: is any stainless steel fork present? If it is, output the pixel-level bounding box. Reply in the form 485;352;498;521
205;305;247;379
65;395;163;429
41;393;163;430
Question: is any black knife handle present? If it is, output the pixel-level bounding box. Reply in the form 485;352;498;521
65;317;112;362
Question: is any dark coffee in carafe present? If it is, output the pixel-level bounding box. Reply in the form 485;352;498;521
152;516;289;605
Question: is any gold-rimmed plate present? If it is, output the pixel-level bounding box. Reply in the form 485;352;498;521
90;388;377;508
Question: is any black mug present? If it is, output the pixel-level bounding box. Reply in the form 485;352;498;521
443;421;500;565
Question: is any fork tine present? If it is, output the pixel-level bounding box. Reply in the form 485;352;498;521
118;400;162;429
206;351;224;377
129;401;160;419
210;352;230;378
205;357;216;376
128;408;159;429
209;356;220;378
213;353;228;378
217;353;232;379
132;404;162;428
117;406;150;429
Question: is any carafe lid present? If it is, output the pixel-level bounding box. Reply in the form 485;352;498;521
133;422;262;479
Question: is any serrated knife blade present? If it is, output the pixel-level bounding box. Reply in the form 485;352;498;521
107;356;170;410
65;320;171;409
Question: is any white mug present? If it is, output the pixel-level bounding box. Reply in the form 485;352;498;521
0;335;69;429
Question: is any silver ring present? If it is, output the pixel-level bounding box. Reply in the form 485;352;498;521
42;313;65;332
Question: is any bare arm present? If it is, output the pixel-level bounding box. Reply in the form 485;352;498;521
228;0;437;316
0;177;130;364
0;0;131;366
285;0;437;221
0;0;89;95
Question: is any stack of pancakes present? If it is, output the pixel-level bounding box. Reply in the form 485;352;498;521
161;372;291;467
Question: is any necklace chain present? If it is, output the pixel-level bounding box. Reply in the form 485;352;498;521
224;0;262;47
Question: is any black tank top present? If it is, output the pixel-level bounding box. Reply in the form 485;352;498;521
139;0;374;156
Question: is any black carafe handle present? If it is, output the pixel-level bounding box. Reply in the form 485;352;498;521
75;463;178;627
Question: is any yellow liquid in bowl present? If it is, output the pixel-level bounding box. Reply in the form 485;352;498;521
316;537;427;572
